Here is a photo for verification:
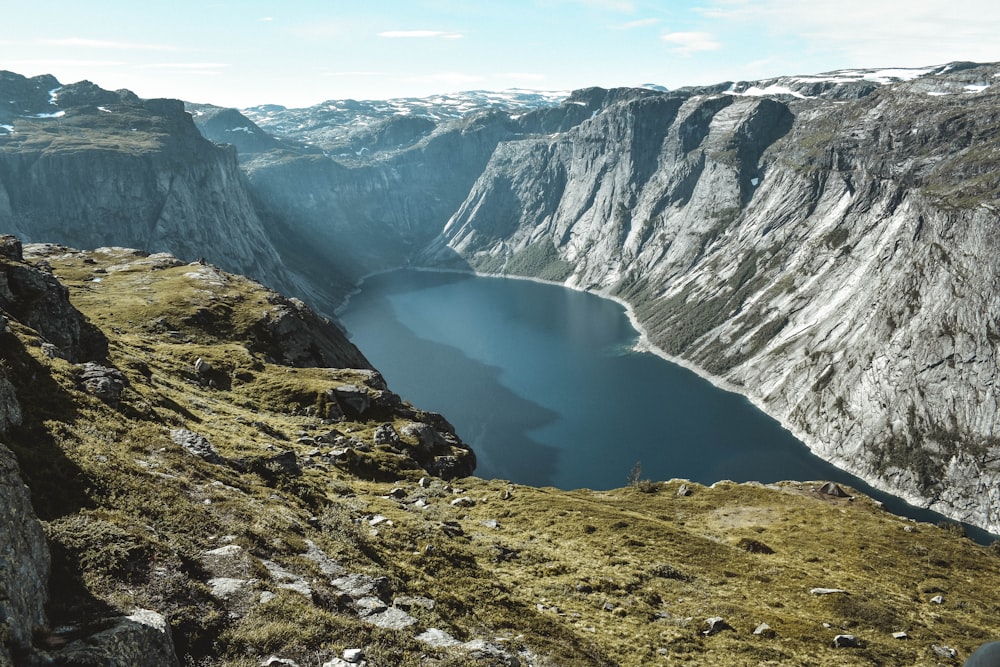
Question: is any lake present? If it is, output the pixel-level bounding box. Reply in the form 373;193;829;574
338;268;991;539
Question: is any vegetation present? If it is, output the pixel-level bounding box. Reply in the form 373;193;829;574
3;246;1000;666
505;239;575;282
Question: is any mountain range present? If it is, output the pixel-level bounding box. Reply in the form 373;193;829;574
2;62;1000;665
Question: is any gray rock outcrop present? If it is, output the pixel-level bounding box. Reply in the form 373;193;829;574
0;235;107;363
0;443;49;666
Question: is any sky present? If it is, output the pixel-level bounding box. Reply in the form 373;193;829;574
2;0;1000;109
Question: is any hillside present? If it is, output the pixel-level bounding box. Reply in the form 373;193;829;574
3;237;1000;666
183;64;1000;535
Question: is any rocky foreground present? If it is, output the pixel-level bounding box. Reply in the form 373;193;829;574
3;237;1000;666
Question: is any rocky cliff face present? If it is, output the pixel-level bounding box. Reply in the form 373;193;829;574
424;62;1000;534
0;72;299;298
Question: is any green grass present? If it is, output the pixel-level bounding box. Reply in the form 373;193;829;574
3;245;1000;666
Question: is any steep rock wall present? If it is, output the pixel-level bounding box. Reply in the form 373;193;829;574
427;71;1000;533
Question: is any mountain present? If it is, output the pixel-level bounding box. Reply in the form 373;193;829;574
4;64;1000;536
178;62;1000;535
0;71;322;302
414;61;1000;536
3;235;1000;666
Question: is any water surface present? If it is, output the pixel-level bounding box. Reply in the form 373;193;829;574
338;269;993;540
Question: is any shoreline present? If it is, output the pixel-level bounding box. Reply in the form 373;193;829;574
337;263;995;540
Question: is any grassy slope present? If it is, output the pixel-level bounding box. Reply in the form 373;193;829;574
4;246;1000;666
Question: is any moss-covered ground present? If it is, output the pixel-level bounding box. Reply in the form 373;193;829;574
3;246;1000;666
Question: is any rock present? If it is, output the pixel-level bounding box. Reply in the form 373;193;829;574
363;606;417;630
892;631;909;639
0;375;22;434
342;648;364;663
451;496;475;508
0;235;22;261
262;559;312;597
208;577;255;600
677;484;692;497
332;385;371;416
0;443;50;666
418;476;431;488
810;587;848;595
416;628;462;648
387;487;407;499
301;539;345;577
54;609;180;667
753;622;775;638
170;428;227;465
76;362;130;403
261;657;299;667
703;616;731;635
393;595;435;611
930;594;945;604
833;634;860;648
932;644;959;659
1;246;107;362
373;423;400;446
331;573;390;600
400;422;445;451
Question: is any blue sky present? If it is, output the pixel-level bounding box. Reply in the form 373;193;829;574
2;0;1000;108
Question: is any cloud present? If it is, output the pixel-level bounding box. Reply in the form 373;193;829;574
3;58;125;68
41;38;181;52
320;70;391;78
258;17;274;22
139;63;230;69
696;0;1000;66
573;0;636;11
378;30;464;39
497;72;548;82
661;31;721;54
402;72;485;86
613;18;661;30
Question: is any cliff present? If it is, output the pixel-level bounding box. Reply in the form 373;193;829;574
420;63;1000;534
0;72;303;300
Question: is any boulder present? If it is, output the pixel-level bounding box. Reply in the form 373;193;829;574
0;443;50;666
932;644;958;659
170;429;227;465
76;362;130;403
373;423;401;447
54;609;180;667
703;617;731;636
833;634;860;648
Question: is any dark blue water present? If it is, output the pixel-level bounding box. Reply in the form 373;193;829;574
338;269;995;542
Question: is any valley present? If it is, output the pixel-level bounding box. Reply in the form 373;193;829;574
3;61;1000;665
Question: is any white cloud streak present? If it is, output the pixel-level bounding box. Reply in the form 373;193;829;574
697;0;1000;66
661;31;721;54
613;18;661;29
378;30;464;39
41;38;182;52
